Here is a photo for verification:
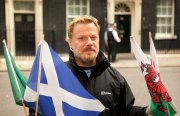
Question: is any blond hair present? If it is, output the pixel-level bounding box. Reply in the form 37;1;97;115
67;16;100;40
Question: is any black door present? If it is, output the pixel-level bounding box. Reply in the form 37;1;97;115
15;14;35;56
115;15;131;53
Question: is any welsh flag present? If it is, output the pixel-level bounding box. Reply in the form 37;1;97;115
2;40;28;106
130;34;177;116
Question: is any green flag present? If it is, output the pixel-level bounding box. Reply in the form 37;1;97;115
2;40;27;105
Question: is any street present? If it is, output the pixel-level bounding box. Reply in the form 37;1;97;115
0;66;179;116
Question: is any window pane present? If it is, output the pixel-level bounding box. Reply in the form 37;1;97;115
167;18;171;24
68;7;74;15
15;15;22;22
162;26;166;33
168;8;172;15
157;0;161;5
157;8;161;14
162;0;166;6
75;0;80;5
167;26;172;33
162;8;167;14
82;7;87;15
167;0;172;5
27;15;34;22
157;18;160;24
68;18;74;24
161;18;165;24
156;26;160;33
68;0;73;5
14;1;34;11
75;7;80;15
82;0;87;5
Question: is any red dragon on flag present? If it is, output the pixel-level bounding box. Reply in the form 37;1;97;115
140;62;172;113
130;32;177;116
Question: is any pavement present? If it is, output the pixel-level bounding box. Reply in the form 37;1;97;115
0;53;180;71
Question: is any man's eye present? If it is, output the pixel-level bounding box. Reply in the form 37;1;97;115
91;36;97;40
79;37;84;40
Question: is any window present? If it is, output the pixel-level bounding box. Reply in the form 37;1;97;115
115;3;130;13
14;1;34;12
66;0;89;24
155;0;176;40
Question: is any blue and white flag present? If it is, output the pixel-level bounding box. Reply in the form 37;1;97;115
24;41;105;116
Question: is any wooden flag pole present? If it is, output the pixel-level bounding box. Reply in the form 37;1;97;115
35;36;44;116
22;101;28;116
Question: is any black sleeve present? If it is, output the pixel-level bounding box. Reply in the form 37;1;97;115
117;76;147;116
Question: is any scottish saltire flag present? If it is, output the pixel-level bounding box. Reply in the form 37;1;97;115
130;36;177;116
24;40;105;116
2;40;27;106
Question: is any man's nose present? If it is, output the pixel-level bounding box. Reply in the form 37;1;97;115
86;37;93;45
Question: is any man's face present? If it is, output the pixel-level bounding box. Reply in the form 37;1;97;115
68;22;99;67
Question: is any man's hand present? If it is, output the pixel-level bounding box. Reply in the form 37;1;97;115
146;106;152;116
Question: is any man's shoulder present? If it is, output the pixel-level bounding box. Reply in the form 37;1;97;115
106;66;126;83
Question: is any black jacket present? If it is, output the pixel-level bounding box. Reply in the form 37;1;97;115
66;50;147;116
107;30;116;43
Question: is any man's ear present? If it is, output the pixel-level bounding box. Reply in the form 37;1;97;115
66;38;72;48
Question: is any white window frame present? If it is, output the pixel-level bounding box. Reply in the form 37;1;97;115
155;0;176;40
66;0;90;36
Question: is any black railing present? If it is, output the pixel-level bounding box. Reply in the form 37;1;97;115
0;28;6;59
0;28;57;60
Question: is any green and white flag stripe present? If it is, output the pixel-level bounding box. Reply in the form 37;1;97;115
3;40;27;105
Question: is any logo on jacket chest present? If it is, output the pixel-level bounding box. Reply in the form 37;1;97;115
101;91;111;95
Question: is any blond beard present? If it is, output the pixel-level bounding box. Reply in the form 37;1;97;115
75;54;97;67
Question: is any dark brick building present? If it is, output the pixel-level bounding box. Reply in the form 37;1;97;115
141;0;180;53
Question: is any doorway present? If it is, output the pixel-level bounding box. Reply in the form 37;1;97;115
115;15;131;53
15;14;35;56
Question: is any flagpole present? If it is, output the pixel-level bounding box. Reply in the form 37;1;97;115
3;40;28;116
35;35;44;116
22;101;28;116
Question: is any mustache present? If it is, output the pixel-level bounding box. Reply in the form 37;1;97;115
83;47;96;52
